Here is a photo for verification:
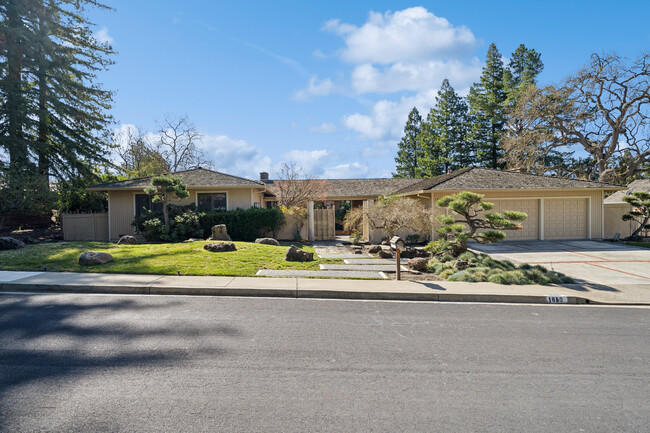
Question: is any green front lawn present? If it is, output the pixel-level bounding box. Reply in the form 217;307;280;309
0;241;337;277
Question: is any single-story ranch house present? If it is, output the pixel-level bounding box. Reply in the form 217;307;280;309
603;179;650;239
74;167;623;243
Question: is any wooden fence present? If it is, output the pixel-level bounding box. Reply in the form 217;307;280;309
61;212;109;241
313;208;335;240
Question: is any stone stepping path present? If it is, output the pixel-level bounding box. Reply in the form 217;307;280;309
344;258;397;265
317;253;373;259
320;264;407;272
256;269;387;279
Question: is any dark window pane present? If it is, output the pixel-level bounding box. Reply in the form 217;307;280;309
198;194;212;212
212;193;226;210
135;194;150;217
152;201;163;213
198;193;227;211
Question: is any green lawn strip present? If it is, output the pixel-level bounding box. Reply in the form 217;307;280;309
623;241;650;249
0;241;340;277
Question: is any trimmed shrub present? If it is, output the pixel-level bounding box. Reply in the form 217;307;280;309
199;208;284;242
447;270;482;282
458;251;477;261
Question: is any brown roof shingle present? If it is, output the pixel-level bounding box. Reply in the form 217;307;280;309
88;168;264;190
394;167;622;194
604;179;650;204
264;178;422;199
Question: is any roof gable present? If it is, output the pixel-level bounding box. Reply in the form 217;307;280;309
604;179;650;204
88;168;264;190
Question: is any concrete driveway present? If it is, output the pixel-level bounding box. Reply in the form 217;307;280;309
470;240;650;289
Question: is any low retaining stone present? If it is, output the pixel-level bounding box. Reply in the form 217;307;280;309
204;242;237;252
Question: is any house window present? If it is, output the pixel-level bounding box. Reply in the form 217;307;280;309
135;194;163;217
266;201;278;209
198;193;227;211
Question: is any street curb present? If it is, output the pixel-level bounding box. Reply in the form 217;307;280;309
0;281;603;305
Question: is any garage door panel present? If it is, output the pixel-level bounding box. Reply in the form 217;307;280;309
487;199;539;240
544;199;587;239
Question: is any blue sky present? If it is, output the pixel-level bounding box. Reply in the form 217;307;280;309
89;1;650;179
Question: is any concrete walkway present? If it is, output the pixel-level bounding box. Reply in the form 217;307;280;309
0;270;648;305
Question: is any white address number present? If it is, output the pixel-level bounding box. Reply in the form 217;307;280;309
546;295;568;304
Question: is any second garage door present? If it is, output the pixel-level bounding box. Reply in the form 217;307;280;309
544;198;588;239
489;199;539;240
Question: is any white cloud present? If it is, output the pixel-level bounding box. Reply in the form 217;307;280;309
312;49;328;59
94;27;113;44
281;149;331;175
200;134;272;179
294;75;334;101
351;59;481;94
325;7;476;64
322;162;369;179
342;89;439;140
310;123;337;134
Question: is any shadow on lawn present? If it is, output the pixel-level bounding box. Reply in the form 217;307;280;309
0;294;242;430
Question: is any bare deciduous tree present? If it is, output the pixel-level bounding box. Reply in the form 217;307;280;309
272;161;329;209
157;115;211;173
344;196;430;240
114;126;169;178
502;53;650;183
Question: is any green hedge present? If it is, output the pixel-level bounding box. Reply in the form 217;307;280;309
199;208;284;241
132;205;284;242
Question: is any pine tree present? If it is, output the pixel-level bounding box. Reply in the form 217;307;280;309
467;43;508;169
393;107;423;178
509;44;543;87
420;79;472;176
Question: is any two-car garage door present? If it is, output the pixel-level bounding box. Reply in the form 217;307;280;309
488;198;588;240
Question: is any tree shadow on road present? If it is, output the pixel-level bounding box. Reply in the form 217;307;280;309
0;293;242;430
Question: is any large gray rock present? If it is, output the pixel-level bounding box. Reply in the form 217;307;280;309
368;245;382;254
0;237;26;250
79;252;113;266
400;247;429;259
209;224;231;241
408;258;429;272
350;245;363;254
204;242;237;253
284;245;314;262
378;247;393;259
255;237;280;246
117;235;138;245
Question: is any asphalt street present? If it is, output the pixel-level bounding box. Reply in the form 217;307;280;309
0;293;648;432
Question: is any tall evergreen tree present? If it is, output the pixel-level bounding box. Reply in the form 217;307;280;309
0;0;115;212
509;44;544;87
420;79;472;176
393;107;422;178
467;43;508;169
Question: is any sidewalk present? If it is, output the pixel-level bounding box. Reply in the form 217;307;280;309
0;270;648;305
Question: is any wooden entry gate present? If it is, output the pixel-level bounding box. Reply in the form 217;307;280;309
313;208;335;240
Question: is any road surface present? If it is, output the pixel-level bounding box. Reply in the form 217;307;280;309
0;293;648;432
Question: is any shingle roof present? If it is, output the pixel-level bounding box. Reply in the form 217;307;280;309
604;179;650;204
394;167;622;195
88;168;264;190
264;178;422;199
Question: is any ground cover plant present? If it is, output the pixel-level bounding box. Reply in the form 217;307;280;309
425;250;574;285
0;241;338;277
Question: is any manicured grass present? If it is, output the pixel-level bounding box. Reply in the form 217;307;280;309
624;241;650;249
0;241;339;277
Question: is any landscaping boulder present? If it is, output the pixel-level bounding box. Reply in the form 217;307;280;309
209;224;232;241
350;245;363;254
117;235;138;245
367;245;382;254
79;252;113;266
204;242;237;253
284;245;314;262
0;237;26;250
407;258;429;272
255;237;280;246
400;247;429;259
378;247;393;259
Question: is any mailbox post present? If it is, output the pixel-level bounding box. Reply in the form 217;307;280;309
390;236;405;280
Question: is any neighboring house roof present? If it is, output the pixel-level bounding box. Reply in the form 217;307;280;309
264;178;423;199
394;167;622;195
88;168;264;190
604;179;650;204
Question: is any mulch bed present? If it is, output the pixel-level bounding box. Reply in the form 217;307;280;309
0;225;63;243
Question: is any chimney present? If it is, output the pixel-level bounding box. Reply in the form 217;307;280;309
259;172;269;182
